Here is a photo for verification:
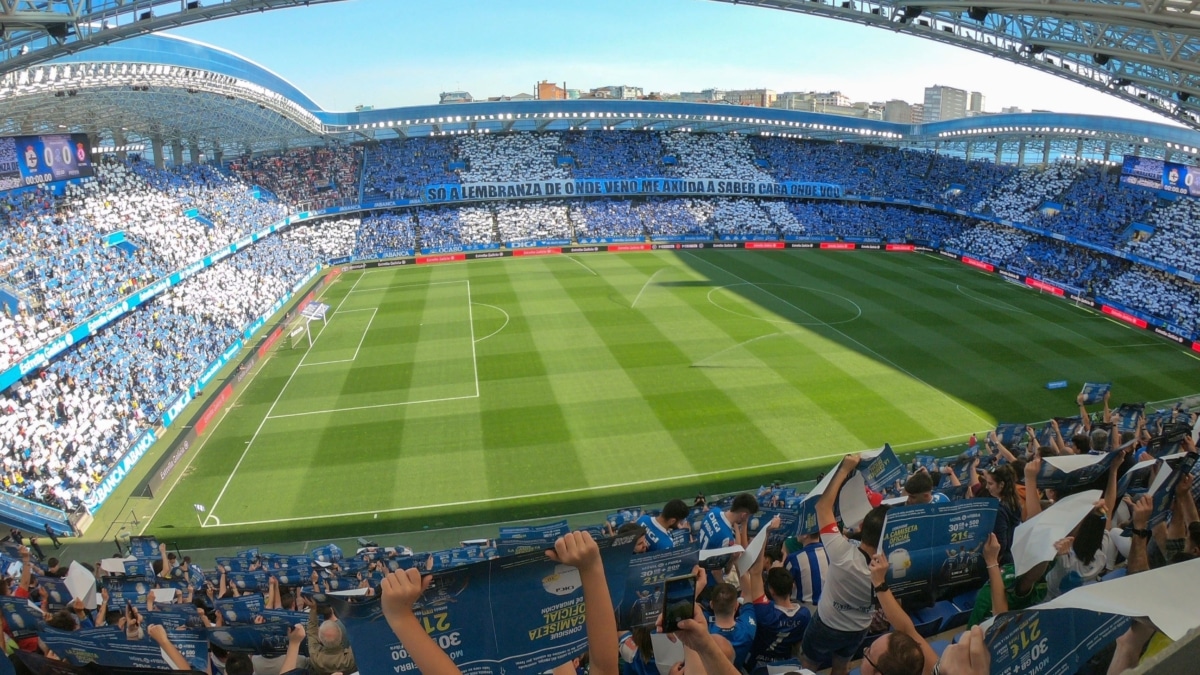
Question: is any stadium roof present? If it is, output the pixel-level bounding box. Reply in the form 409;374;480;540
1;33;1199;164
3;0;1200;131
711;0;1200;130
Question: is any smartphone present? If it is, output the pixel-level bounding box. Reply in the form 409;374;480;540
661;574;696;633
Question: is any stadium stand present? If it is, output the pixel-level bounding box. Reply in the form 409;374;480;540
227;145;363;209
4;126;1200;675
0;386;1192;675
361;137;459;201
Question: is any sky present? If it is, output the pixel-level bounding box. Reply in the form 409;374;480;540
167;0;1172;124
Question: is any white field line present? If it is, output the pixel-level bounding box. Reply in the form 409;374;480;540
563;255;598;275
300;308;378;367
203;272;362;525
631;268;664;308
204;429;991;528
139;271;346;533
348;279;468;294
467;280;480;397
264;280;479;420
263;393;480;421
473;303;510;343
685;251;994;429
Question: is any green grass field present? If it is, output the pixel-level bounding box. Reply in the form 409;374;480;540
131;249;1200;546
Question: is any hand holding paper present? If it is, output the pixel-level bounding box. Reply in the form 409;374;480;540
547;531;602;573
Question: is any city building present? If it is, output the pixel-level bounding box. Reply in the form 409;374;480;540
911;103;925;123
884;99;913;123
537;81;567;100
724;88;777;107
969;91;986;113
438;91;472;104
591;85;643;100
923;85;969;121
680;88;726;103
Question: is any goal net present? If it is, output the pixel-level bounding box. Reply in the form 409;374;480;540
285;301;330;349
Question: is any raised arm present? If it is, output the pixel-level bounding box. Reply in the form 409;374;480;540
381;570;462;675
1077;394;1092;433
869;554;939;671
941;465;961;487
17;545;31;593
1102;390;1113;425
147;624;192;672
817;454;861;530
1050;419;1068;455
742;516;780;599
158;543;172;580
982;534;1007;617
1126;495;1153;575
547;532;618;675
281;625;305;674
1103;448;1126;521
1023;457;1043;520
992;434;1018;464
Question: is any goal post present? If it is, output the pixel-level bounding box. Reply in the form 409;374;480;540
286;301;330;349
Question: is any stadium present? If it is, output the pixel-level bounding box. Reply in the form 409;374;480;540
0;1;1198;674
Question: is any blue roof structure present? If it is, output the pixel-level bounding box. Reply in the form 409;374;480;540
0;32;1194;165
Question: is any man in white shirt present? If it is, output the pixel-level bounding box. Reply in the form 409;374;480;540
800;453;890;675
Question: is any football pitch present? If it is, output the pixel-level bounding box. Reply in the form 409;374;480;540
136;249;1200;545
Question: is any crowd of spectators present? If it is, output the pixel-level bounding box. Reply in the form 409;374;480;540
416;206;496;250
228;145;362;209
946;223;1125;291
562;131;665;179
1;385;1193;675
361;137;458;201
663;133;772;181
458;134;567;183
783;201;967;243
281;219;357;262
494;202;571;243
0;157;289;375
1123;197;1200;276
1026;165;1158;247
979;162;1078;221
352;213;418;258
1099;268;1200;333
0;234;321;511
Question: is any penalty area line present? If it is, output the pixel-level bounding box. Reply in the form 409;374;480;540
205;428;988;529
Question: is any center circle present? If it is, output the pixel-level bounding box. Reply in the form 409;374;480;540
707;283;863;326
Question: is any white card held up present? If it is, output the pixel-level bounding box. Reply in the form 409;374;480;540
1040;558;1200;640
151;588;178;605
736;524;772;577
1012;490;1101;575
698;545;744;562
650;633;684;675
65;561;98;610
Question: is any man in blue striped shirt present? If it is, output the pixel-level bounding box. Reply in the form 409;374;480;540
782;533;829;610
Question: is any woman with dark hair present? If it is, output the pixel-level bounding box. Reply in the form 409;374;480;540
1045;508;1110;599
982;465;1022;565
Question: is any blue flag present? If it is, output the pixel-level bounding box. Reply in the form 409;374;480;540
0;596;43;639
861;444;907;495
497;520;570;541
332;533;636;675
879;499;998;599
1078;382;1111;405
1036;452;1121;494
214;594;266;624
985;608;1129;675
40;625;209;672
